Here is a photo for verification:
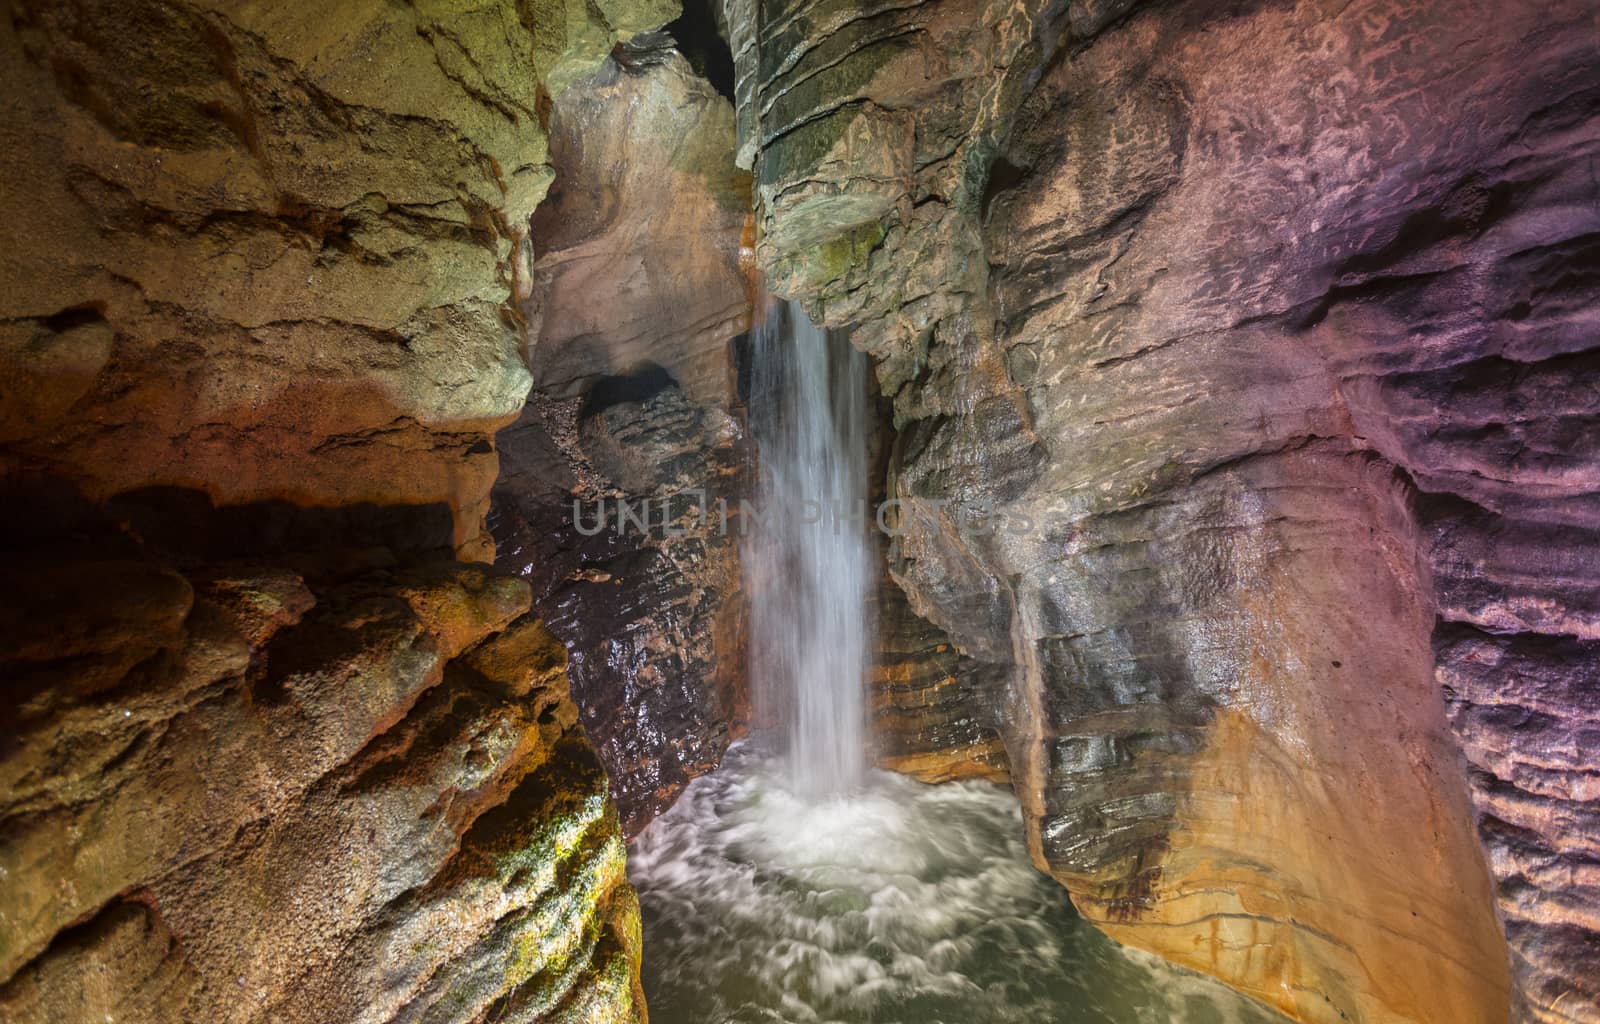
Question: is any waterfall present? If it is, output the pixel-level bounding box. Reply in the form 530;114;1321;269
635;311;1285;1024
744;298;874;796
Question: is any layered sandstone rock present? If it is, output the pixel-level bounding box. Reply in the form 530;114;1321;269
491;41;752;833
737;0;1599;1019
0;2;679;1019
0;0;668;559
0;533;643;1024
872;574;1010;783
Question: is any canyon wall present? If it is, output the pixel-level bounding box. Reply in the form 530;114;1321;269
489;40;753;834
0;0;621;559
0;538;644;1024
737;0;1600;1020
0;1;680;1019
3;0;1595;1021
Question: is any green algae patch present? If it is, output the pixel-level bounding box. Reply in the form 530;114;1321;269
478;730;642;1022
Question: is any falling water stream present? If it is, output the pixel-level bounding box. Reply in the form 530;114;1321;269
742;298;873;794
629;301;1286;1023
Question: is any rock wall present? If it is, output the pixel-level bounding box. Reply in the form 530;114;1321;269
491;41;753;835
738;0;1600;1020
872;573;1010;783
0;0;668;560
489;40;752;838
0;538;644;1024
4;0;1594;1019
0;1;678;1019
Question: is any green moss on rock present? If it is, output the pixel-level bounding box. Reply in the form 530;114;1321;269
771;218;887;292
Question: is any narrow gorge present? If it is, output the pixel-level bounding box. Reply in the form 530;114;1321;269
0;1;1595;1023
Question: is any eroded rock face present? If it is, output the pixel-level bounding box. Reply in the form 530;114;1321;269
493;44;753;834
0;541;644;1024
493;371;750;836
0;0;668;559
738;0;1600;1019
872;574;1010;783
523;41;753;406
0;2;676;1019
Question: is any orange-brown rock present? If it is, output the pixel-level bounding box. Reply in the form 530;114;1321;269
0;0;668;559
524;39;752;406
735;0;1599;1019
872;574;1009;784
0;538;645;1023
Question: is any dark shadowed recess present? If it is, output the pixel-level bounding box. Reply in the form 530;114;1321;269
0;478;457;570
580;362;679;417
666;0;735;102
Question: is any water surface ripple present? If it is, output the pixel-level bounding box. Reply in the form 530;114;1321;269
629;745;1288;1024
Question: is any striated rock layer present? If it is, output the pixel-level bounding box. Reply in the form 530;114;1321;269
0;1;678;1019
492;41;754;834
0;531;644;1024
0;0;669;559
736;0;1600;1019
872;573;1010;783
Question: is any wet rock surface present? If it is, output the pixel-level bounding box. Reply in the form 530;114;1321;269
492;376;749;836
872;573;1010;783
738;0;1600;1019
492;45;753;835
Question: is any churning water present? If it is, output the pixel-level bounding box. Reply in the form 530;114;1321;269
742;299;873;796
630;746;1288;1024
630;301;1285;1022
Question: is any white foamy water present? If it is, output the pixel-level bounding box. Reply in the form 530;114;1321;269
743;299;874;796
629;745;1289;1024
